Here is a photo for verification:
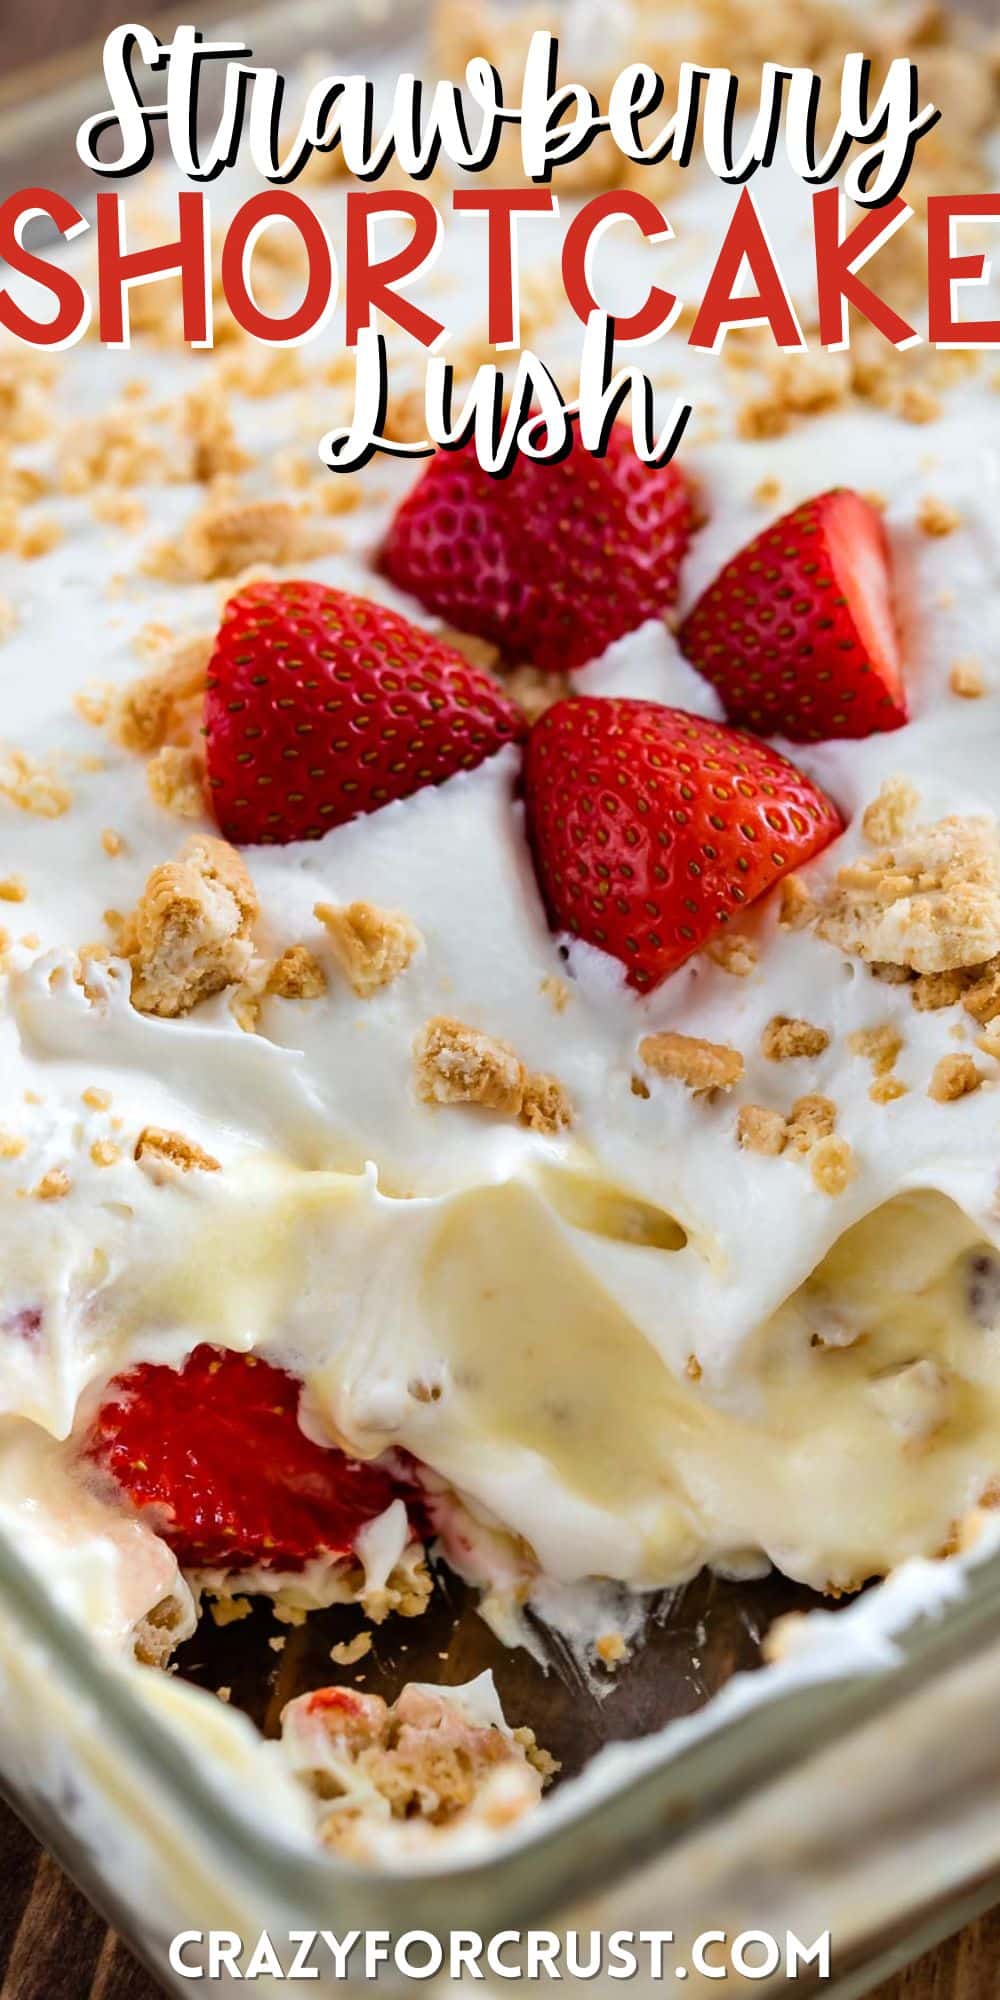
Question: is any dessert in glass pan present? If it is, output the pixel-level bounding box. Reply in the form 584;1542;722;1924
0;0;998;1863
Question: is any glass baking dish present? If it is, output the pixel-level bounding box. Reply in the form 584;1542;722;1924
1;2;999;1991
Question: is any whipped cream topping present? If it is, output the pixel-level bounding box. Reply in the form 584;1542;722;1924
1;38;999;1635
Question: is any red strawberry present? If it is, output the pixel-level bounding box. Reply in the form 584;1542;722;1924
524;698;841;989
679;489;905;742
382;428;694;673
204;580;524;845
84;1345;417;1571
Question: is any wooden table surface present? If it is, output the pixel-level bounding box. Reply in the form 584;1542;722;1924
0;1788;996;1999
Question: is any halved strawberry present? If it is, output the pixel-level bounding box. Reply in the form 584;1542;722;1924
83;1345;417;1571
204;580;524;845
524;698;842;990
679;489;905;741
382;428;694;673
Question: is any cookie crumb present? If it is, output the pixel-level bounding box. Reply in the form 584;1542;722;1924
540;974;570;1013
819;814;1000;974
315;901;420;998
736;1104;788;1155
33;1168;71;1201
101;828;125;857
861;777;920;847
265;945;327;1001
778;876;815;930
950;658;985;700
639;1031;744;1093
918;495;961;537
330;1632;373;1667
928;1053;983;1103
595;1631;629;1667
121;834;258;1017
90;1139;120;1167
0;876;26;902
520;1072;573;1135
415;1017;524;1115
786;1094;838;1153
707;933;758;977
135;1126;221;1173
761;1016;829;1062
146;744;205;819
809;1136;856;1195
870;1074;908;1104
847;1024;903;1076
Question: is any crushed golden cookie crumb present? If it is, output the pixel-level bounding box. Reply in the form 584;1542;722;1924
135;1126;221;1173
146;743;206;819
540;974;570;1013
498;662;571;724
209;1596;252;1627
911;967;970;1011
685;1354;703;1382
928;1053;983;1103
0;876;26;903
707;932;758;977
415;1017;524;1115
91;490;146;533
0;748;71;818
289;1680;548;1850
109;633;211;754
595;1632;629;1667
74;685;113;729
786;1094;838;1153
144;495;335;583
963;961;1000;1024
950;658;985;699
818;814;1000;973
0;1133;25;1159
861;777;920;847
901;384;941;426
330;1632;373;1668
120;834;258;1017
870;1075;908;1104
918;495;962;537
265;945;327;1001
810;1136;856;1196
639;1031;744;1093
90;1139;120;1168
17;515;62;560
778;875;815;930
630;1074;650;1100
435;626;500;674
101;828;125;857
520;1072;573;1136
736;1104;787;1156
848;1024;903;1076
752;476;783;508
82;1087;111;1110
315;900;421;998
33;1168;71;1201
761;1016;829;1061
0;595;16;644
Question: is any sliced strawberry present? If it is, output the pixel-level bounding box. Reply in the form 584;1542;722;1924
83;1345;416;1571
679;489;904;742
524;698;842;990
204;580;524;845
381;428;694;674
